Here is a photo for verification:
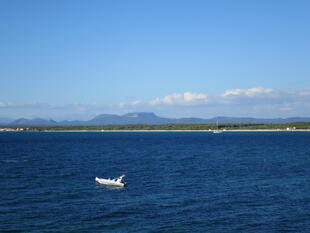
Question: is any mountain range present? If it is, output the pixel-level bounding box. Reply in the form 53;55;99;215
2;112;310;126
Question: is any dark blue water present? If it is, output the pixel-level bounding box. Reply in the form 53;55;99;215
1;132;310;232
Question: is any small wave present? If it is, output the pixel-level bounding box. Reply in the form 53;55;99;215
2;159;19;163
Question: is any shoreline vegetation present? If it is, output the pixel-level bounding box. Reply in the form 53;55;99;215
1;122;310;132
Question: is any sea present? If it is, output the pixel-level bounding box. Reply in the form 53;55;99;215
1;131;310;232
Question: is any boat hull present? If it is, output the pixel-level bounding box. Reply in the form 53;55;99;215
213;130;222;133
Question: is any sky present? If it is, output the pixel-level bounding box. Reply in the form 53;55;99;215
0;0;309;120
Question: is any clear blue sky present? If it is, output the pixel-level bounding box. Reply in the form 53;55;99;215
0;0;309;119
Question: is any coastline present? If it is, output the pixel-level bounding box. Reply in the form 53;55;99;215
2;129;310;132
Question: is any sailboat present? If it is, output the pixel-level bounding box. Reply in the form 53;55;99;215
213;120;223;133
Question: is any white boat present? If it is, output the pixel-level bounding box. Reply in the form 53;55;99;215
213;120;223;133
213;129;222;133
95;174;126;187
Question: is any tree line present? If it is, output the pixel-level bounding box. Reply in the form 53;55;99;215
13;122;310;131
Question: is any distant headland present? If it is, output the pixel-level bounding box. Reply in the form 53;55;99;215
2;112;310;127
1;112;310;132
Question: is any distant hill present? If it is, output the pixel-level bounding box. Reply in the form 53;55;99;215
7;112;310;126
10;118;58;126
0;117;14;125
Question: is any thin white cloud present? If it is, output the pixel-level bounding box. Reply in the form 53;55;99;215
150;91;209;105
2;87;310;119
278;104;294;111
131;100;142;106
117;102;125;108
222;87;275;97
113;87;310;118
0;102;15;108
0;101;53;108
299;89;310;96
